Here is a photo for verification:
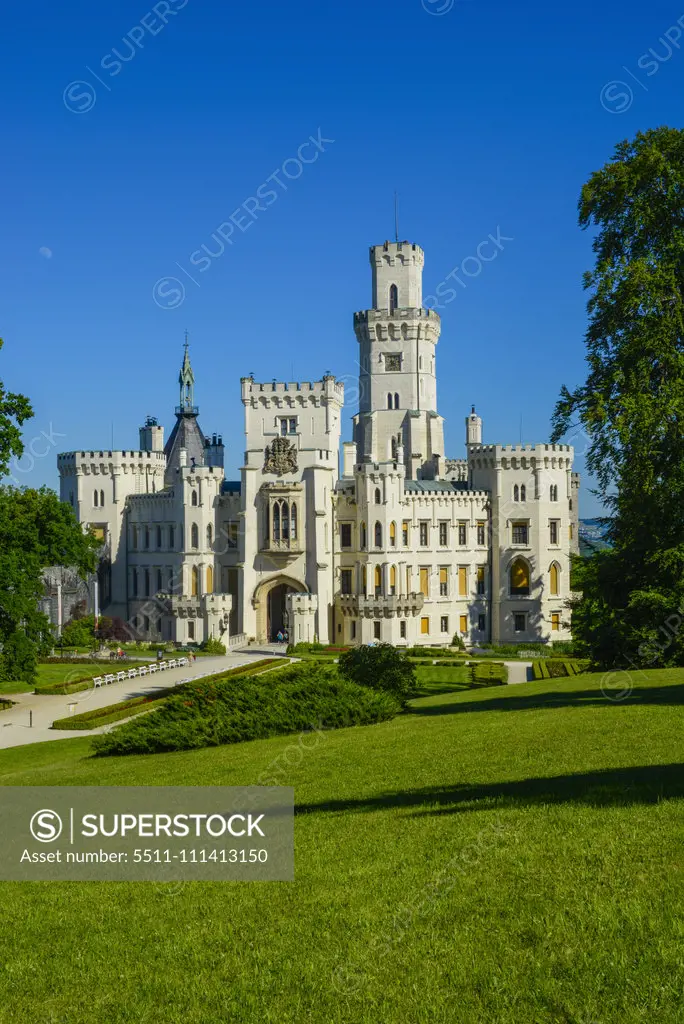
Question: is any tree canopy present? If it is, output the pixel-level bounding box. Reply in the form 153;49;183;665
552;127;684;668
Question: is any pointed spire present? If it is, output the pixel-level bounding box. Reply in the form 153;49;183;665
178;334;196;412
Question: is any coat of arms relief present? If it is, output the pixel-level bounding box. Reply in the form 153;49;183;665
264;436;298;474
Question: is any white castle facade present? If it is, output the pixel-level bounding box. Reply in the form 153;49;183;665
58;240;579;647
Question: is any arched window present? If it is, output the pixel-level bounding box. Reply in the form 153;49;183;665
273;502;281;541
362;565;367;594
291;503;297;541
520;485;526;501
191;566;199;596
389;521;397;547
550;484;558;502
549;562;560;596
191;523;199;549
374;521;382;548
513;485;519;501
569;499;573;511
100;490;105;507
394;393;400;409
389;283;398;312
191;490;198;507
510;558;530;596
156;526;162;548
374;565;382;596
387;394;393;409
206;524;213;549
360;522;367;549
206;566;214;594
375;487;382;504
390;565;396;595
93;490;99;507
280;501;290;541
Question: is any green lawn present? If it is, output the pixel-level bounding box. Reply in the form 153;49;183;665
0;669;683;1022
0;662;103;695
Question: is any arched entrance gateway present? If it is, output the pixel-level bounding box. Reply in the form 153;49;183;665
252;575;308;643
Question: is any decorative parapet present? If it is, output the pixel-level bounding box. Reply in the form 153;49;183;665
336;592;425;619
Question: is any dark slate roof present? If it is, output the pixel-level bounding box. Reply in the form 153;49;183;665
221;480;242;494
164;413;206;484
404;480;470;493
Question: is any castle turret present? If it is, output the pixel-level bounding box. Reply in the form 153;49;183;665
164;340;206;484
139;416;164;452
466;406;482;446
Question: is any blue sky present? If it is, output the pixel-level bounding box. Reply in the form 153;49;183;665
1;0;682;517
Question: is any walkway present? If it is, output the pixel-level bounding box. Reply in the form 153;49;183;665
0;650;281;750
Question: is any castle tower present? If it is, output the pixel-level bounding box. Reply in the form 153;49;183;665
352;241;444;479
139;416;164;452
164;341;206;485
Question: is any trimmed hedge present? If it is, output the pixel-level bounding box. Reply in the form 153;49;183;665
51;658;287;730
93;662;401;756
531;659;593;681
0;699;13;712
472;662;508;686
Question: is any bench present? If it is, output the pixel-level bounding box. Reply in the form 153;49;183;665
149;664;158;673
138;666;148;676
104;674;115;684
158;661;168;671
93;677;104;688
128;668;138;679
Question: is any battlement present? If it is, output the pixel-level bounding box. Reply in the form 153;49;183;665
354;308;439;324
58;450;167;464
370;242;424;268
467;444;574;456
241;375;344;403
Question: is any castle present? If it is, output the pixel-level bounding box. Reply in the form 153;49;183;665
58;240;579;647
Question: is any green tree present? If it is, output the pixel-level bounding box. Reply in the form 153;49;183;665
0;488;98;681
552;127;684;668
337;643;416;703
0;339;33;477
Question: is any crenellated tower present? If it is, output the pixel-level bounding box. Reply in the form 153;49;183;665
352;241;444;479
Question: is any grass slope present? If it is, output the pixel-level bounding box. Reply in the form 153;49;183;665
0;669;683;1023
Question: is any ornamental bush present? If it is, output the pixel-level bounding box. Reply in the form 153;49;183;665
201;637;227;655
337;643;416;703
93;662;400;756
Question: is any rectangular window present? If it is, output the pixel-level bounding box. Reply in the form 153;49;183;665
419;521;429;546
420;616;429;635
144;615;150;633
351;620;356;640
458;566;467;596
132;569;138;597
439;521;448;546
478;613;486;632
187;620;195;640
477;521;486;546
569;523;574;540
458;522;467;545
280;419;287;436
385;353;401;371
402;521;410;547
513;613;526;633
406;566;411;592
512;522;528;544
289;418;297;434
169;525;175;549
459;614;468;634
440;615;449;633
477;565;485;595
144;528;150;550
550;520;558;545
373;621;381;640
419;567;429;597
225;522;238;549
551;612;560;631
439;567;449;597
340;523;352;548
340;569;353;595
400;620;407;639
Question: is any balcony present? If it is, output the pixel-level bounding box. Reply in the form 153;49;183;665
336;592;425;619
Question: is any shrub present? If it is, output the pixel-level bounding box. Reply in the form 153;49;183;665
338;644;416;702
60;619;95;648
472;662;508;686
451;633;466;651
201;637;227;656
93;663;400;756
